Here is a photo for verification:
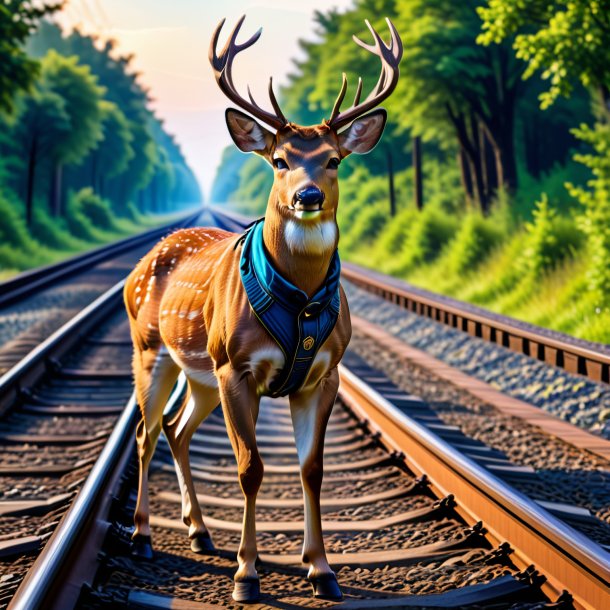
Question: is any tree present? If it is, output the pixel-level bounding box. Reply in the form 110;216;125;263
10;87;70;224
391;0;526;211
89;101;134;197
478;0;610;115
0;0;61;113
40;50;104;216
478;0;610;306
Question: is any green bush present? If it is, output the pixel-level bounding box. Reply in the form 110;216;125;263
397;206;458;271
520;194;583;281
341;205;388;252
446;212;503;274
0;189;35;251
123;202;140;222
31;206;80;250
65;189;99;241
568;122;610;308
374;208;418;259
75;187;117;230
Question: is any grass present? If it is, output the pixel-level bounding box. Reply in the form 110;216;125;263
336;165;609;344
344;226;609;344
0;188;195;281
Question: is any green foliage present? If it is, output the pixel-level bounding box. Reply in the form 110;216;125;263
445;212;503;274
567;122;610;306
31;206;81;250
373;208;419;259
514;159;590;219
40;50;105;165
94;101;134;180
0;189;35;251
210;145;249;203
478;0;610;109
73;187;117;231
0;0;60;113
64;190;98;242
341;205;388;252
520;195;582;280
396;206;458;272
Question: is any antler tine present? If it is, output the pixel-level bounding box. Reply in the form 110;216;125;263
353;77;363;106
268;77;288;124
386;17;403;62
209;16;287;131
209;18;227;70
328;18;402;130
329;72;348;123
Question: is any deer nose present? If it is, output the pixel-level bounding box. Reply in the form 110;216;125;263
294;186;325;208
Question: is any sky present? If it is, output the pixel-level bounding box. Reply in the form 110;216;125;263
56;0;355;200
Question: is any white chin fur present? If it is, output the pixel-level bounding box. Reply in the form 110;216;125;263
285;219;337;255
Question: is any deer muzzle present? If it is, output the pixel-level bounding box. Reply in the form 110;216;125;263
292;186;325;212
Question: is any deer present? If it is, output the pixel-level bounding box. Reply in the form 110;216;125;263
123;15;402;603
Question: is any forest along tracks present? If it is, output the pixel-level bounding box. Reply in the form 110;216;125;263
0;210;201;376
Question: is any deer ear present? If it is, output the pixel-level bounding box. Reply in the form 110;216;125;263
225;108;274;156
338;108;387;156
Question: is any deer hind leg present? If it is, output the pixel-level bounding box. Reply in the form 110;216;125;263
216;364;263;603
162;376;220;554
289;367;342;600
132;346;180;559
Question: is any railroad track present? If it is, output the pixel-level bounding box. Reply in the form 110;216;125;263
8;349;609;608
0;210;201;376
2;206;609;608
0;211;203;605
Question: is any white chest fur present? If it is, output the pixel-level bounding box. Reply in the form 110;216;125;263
284;220;337;255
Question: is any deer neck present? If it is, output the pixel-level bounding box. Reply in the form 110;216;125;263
262;204;338;298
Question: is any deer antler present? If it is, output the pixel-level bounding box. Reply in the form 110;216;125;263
210;15;287;131
328;18;402;130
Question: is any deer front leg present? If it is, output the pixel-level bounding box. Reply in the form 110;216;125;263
216;364;263;603
289;367;342;600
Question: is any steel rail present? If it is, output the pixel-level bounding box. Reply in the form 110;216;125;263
338;365;610;610
208;205;610;385
8;375;187;610
0;281;125;416
0;209;201;309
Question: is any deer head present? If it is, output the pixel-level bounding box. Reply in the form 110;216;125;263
210;15;402;277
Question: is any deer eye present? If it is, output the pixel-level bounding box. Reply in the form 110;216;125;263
273;157;289;170
327;157;340;170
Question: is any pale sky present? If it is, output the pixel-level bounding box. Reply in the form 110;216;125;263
56;0;355;200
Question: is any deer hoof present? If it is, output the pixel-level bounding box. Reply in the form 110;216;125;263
232;577;260;603
190;532;217;555
309;572;343;600
131;534;154;560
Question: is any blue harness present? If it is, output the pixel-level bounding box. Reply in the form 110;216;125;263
239;219;341;397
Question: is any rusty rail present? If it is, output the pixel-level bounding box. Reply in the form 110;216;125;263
338;365;610;610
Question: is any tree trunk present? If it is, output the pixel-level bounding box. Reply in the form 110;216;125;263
482;128;498;198
498;111;517;191
458;147;473;209
386;146;396;216
25;137;38;227
412;136;423;210
50;163;63;217
91;153;98;194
